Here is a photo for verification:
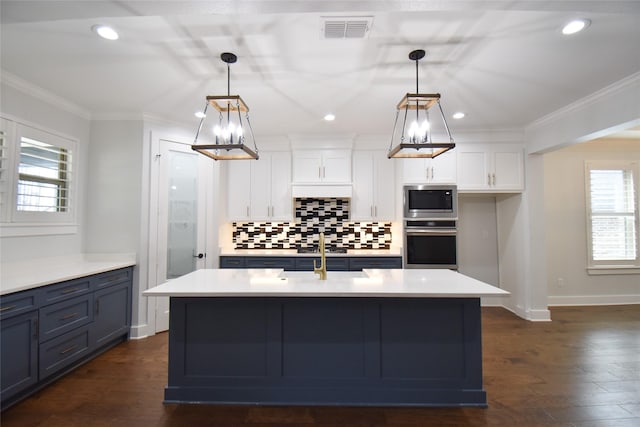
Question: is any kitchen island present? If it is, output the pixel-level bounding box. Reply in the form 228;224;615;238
143;268;508;407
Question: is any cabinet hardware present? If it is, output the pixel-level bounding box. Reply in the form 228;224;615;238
323;166;326;178
62;287;80;294
0;305;16;312
492;174;496;186
60;312;78;321
318;167;321;179
375;206;378;217
246;206;250;217
59;345;78;355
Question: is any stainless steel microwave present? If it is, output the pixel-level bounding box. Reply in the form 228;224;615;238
403;184;458;219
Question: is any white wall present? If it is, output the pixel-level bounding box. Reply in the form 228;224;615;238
0;80;90;261
85;120;143;253
457;195;499;286
544;139;640;305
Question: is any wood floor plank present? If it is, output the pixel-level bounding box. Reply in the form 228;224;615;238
1;305;638;426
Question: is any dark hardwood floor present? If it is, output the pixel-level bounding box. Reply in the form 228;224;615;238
2;305;639;426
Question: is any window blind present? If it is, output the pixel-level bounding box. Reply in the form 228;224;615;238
589;168;636;261
17;136;71;212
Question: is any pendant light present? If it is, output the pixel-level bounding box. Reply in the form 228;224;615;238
388;49;455;159
192;52;259;160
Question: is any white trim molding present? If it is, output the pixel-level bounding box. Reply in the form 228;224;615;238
549;295;640;306
1;70;91;120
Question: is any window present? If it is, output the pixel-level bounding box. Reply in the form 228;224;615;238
18;137;71;212
0;118;77;234
586;161;639;271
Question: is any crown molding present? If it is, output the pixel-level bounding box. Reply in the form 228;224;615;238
0;70;91;120
526;72;640;131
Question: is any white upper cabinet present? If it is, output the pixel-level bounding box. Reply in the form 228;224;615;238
401;149;457;184
292;149;351;184
227;151;292;221
227;160;251;220
456;144;524;192
351;150;395;221
267;152;292;219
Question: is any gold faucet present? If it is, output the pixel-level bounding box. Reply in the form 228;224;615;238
313;232;327;280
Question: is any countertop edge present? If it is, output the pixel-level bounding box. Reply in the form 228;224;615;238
1;253;137;296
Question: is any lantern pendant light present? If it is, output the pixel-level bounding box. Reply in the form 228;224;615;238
388;49;455;159
192;52;259;160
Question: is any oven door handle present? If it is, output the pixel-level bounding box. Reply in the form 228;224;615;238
405;229;457;236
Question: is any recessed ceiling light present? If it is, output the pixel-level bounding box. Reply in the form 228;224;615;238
324;113;336;121
562;19;590;35
195;111;206;119
452;112;465;119
92;25;119;40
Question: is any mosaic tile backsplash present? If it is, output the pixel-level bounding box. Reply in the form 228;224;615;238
233;198;392;250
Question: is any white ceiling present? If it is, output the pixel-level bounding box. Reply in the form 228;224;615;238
1;1;639;139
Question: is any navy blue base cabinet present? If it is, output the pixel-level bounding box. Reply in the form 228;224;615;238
220;256;402;271
165;296;486;407
0;267;133;410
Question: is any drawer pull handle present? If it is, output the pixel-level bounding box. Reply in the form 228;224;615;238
61;312;78;321
0;305;17;312
62;287;81;294
59;345;78;355
100;274;127;286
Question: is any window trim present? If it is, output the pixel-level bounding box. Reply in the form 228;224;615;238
585;160;640;273
0;116;78;235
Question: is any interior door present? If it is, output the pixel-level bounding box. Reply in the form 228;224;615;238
154;139;207;332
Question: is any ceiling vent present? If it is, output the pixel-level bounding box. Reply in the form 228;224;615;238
322;17;373;39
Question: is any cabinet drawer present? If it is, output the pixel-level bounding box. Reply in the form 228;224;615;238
39;325;91;380
295;257;350;271
245;257;296;270
0;290;40;320
43;277;91;305
39;294;93;343
93;267;132;290
349;257;403;271
220;256;246;268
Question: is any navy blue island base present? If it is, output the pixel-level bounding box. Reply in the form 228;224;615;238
165;296;487;407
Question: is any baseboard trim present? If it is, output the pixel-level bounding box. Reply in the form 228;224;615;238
548;295;640;306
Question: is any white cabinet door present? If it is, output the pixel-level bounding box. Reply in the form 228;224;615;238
457;149;489;191
352;151;395;221
373;152;396;220
430;149;457;183
292;151;322;183
227;161;251;220
351;151;375;220
322;149;352;183
250;157;271;220
493;150;524;191
402;158;429;183
269;151;292;220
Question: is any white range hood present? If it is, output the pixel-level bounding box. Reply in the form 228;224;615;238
291;184;352;198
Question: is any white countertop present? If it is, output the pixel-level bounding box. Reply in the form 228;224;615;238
220;248;403;257
1;253;137;295
143;268;509;298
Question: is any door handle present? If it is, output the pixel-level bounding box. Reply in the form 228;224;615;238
193;253;205;259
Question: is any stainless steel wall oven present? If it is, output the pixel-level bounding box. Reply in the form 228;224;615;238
404;219;458;269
